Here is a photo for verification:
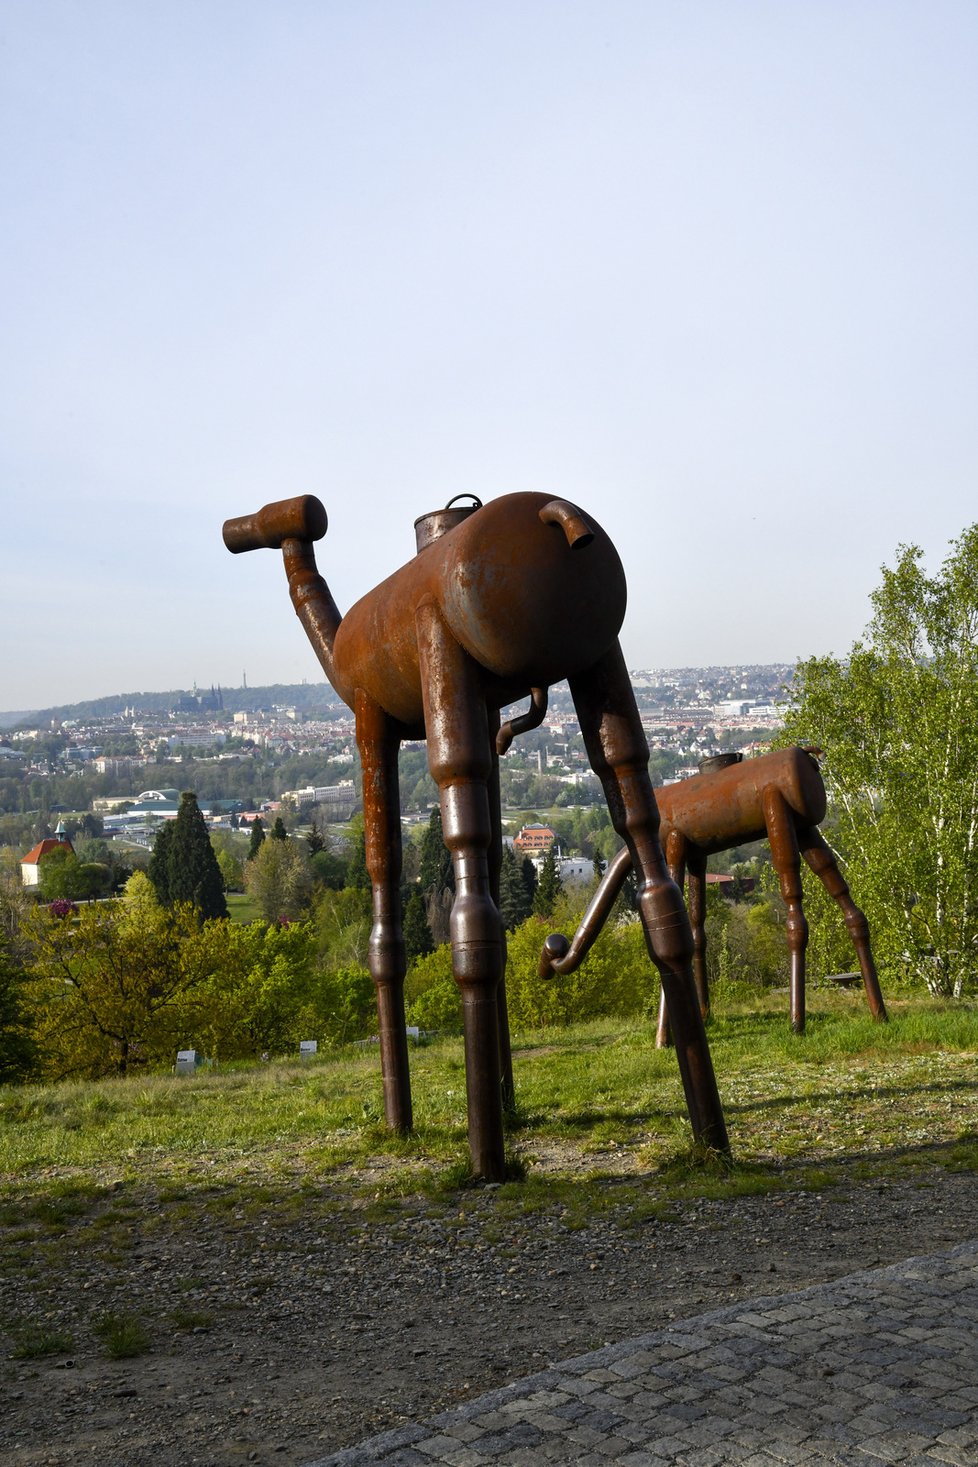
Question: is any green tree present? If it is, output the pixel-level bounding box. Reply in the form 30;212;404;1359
310;848;346;889
419;809;454;895
311;886;372;970
344;815;370;891
498;845;533;930
24;902;222;1078
147;820;176;904
305;819;326;856
0;935;36;1082
243;836;312;922
216;848;243;892
782;525;978;996
166;793;228;921
194;920;319;1058
270;816;288;842
247;817;266;860
532;846;563;918
403;889;434;961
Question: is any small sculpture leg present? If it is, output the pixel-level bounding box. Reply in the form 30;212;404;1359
356;691;412;1131
656;829;686;1048
570;646;729;1155
799;827;888;1022
687;851;709;1021
656;837;709;1047
763;787;808;1034
417;604;507;1181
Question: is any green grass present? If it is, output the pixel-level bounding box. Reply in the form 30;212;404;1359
0;989;975;1230
93;1311;151;1359
8;1323;74;1359
225;891;262;924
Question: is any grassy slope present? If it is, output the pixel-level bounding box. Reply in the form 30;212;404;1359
1;989;976;1224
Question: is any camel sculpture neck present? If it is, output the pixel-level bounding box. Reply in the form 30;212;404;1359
281;539;347;703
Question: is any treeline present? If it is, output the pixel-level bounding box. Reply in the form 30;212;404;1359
0;793;796;1087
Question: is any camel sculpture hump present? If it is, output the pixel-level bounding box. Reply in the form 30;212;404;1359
654;745;826;854
332;492;628;727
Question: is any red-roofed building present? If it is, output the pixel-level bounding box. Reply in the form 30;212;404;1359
512;823;557;856
21;823;74;887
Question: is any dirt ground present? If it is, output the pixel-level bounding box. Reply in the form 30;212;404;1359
2;1161;976;1467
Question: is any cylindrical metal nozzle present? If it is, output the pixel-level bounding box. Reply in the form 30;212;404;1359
223;495;328;554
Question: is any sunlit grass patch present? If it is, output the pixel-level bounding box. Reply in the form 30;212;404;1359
0;995;975;1230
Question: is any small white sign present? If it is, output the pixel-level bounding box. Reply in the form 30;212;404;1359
175;1049;197;1075
299;1039;318;1057
406;1026;420;1040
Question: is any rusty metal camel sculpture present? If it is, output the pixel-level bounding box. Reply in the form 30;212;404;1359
539;747;888;1041
224;491;729;1178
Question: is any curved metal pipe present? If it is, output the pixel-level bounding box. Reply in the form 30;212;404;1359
538;499;594;548
538;843;632;977
496;686;548;755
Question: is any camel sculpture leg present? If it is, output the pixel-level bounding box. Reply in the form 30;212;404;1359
763;787;808;1033
570;647;729;1154
799;826;888;1022
356;691;412;1131
417;603;507;1181
488;710;516;1113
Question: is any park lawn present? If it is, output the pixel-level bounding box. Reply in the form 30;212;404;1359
224;891;261;923
1;987;976;1232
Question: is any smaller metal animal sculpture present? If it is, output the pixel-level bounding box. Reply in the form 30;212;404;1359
539;746;887;1038
224;491;729;1179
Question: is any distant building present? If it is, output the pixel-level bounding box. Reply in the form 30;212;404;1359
559;857;593;889
513;823;557;856
284;780;358;822
21;822;74;887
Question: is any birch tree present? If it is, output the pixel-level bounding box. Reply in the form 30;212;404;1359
782;525;978;996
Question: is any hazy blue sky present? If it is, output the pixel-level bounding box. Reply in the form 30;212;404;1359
3;2;976;711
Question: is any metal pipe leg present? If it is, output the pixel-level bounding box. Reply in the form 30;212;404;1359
356;692;412;1132
800;827;888;1022
570;645;729;1156
418;604;507;1181
488;710;516;1114
764;788;808;1034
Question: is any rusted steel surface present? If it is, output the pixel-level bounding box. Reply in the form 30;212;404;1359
540;746;887;1042
224;492;729;1177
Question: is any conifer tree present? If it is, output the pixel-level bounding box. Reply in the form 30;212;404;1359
270;816;288;842
532;845;563;918
147;820;176;904
166;792;228;921
247;817;266;860
498;845;533;930
403;889;434;961
419;809;454;895
520;853;538;912
344;815;370;890
305;819;326;856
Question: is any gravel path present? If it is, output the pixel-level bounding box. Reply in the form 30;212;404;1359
2;1166;976;1466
